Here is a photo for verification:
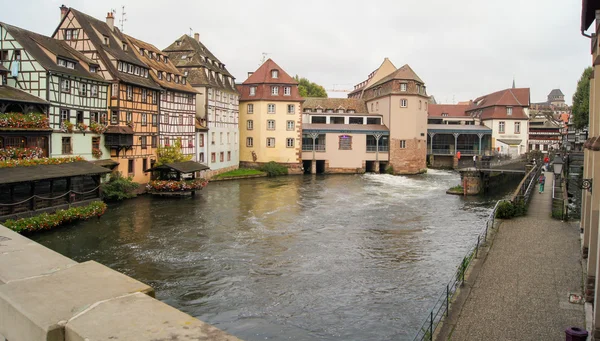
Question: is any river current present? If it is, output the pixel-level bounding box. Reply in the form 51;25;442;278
32;170;514;340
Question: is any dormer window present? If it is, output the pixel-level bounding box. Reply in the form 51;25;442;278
182;77;186;85
271;70;278;78
157;54;162;62
158;72;163;80
507;107;513;115
181;55;187;59
139;48;144;55
175;76;180;84
176;41;181;46
442;113;449;117
103;36;109;45
90;65;97;73
249;86;256;96
400;83;407;91
57;58;75;69
184;71;189;76
122;42;127;50
167;73;171;81
164;56;168;63
149;51;154;58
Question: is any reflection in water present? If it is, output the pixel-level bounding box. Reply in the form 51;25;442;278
32;171;515;341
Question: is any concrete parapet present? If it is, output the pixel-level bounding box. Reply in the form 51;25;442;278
0;226;76;284
0;260;154;341
65;292;242;341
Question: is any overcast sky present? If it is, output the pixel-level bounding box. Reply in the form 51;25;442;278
1;0;592;104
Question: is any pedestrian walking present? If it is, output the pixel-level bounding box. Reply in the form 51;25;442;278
473;155;477;168
544;155;549;170
539;173;546;193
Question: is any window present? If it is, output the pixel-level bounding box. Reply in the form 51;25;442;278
268;104;275;113
227;132;230;144
111;111;118;124
142;89;147;102
499;121;505;133
143;158;148;172
400;83;407;91
199;152;204;162
90;112;99;123
141;136;147;149
271;86;279;95
287;120;295;131
13;50;20;60
419;100;422;109
349;117;363;124
92;137;100;149
400;99;408;107
61;79;70;93
514;122;520;134
61;137;72;154
338;135;352;150
399;140;406;149
90;85;98;97
127;85;133;100
267;120;275;130
79;83;87;96
199;134;204;147
141;113;147;126
60;109;69;122
246;137;253;147
128;159;134;174
152;91;157;104
286;138;294;148
227;151;231;161
103;36;109;45
367;117;381;125
126;112;133;123
167;73;171;81
0;50;7;61
287;104;295;114
76;111;84;124
248;104;254;114
151;135;157;147
211;153;216;162
111;83;118;98
152;114;157;126
220;132;223;144
250;87;256;96
100;113;108;124
312;116;326;124
271;70;279;78
284;87;291;96
507;107;513;115
158;72;163;80
331;117;344;124
267;137;275;147
211;132;215;144
220;152;224;162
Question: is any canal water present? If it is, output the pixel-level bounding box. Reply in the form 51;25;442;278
32;170;516;341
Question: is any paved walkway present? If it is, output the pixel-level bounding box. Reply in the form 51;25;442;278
447;172;585;340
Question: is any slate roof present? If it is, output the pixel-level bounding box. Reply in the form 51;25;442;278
0;22;105;82
124;35;197;94
163;34;236;93
428;104;470;117
548;89;564;97
0;86;49;105
0;161;110;185
242;59;298;85
302;98;368;113
146;160;209;173
58;8;161;90
366;64;424;90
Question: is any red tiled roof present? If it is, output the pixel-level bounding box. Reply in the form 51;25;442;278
242;59;298;85
467;88;530;120
428;104;469;117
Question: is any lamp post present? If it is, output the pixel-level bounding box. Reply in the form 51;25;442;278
553;155;563;181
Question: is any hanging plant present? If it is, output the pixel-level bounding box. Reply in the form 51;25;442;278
89;122;108;134
62;120;74;133
92;147;103;159
76;122;88;133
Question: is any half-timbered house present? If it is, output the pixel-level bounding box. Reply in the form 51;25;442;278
164;33;239;176
53;7;162;183
125;35;197;159
0;22;110;160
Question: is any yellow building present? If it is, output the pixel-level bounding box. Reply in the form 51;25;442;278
237;59;303;173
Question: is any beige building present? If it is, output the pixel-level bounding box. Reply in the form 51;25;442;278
301;98;389;173
350;59;429;174
237;59;303;173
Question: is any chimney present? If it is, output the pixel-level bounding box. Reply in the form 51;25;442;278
106;12;114;31
60;5;68;21
247;72;254;78
194;33;200;42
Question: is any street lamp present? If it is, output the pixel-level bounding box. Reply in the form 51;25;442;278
553;155;563;178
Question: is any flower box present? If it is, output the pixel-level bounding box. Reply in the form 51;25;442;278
146;179;208;192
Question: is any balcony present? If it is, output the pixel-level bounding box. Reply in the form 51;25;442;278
366;145;389;152
302;144;326;152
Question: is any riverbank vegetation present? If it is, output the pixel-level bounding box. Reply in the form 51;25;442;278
4;201;107;234
100;172;139;201
259;162;288;177
495;199;527;219
213;168;266;179
447;185;464;194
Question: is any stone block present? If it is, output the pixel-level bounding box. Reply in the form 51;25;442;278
0;225;76;284
0;260;154;341
65;292;242;341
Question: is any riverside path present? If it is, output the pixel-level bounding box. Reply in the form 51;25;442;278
443;172;585;340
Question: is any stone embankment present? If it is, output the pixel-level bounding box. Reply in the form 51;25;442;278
0;225;242;341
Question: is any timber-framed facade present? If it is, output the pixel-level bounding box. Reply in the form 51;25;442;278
53;7;161;183
0;22;110;161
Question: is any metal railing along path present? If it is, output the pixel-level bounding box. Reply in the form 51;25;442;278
412;200;505;341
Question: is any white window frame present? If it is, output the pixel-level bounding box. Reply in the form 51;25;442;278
60;79;70;93
247;120;253;130
127;85;133;100
499;121;505;133
400;99;408;108
286;138;294;148
90;85;98;97
400;140;406;149
271;70;278;78
514;121;520;134
284;86;291;96
287;104;294;114
271;86;279;95
267;119;275;130
247;104;254;114
246;137;253;147
286;120;295;131
400;83;407;91
507;107;513;115
250;86;256;96
268;104;275;114
267;137;275;148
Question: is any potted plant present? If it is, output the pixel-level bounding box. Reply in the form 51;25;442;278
89;122;108;134
62;120;74;133
92;147;103;159
76;122;88;135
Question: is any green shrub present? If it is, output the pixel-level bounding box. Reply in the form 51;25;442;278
101;172;139;201
495;201;515;219
4;201;107;234
258;161;288;177
449;185;464;192
513;199;527;217
385;164;394;174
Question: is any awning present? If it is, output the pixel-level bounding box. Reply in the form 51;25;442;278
91;159;120;168
145;160;209;173
496;139;522;146
105;126;134;134
0;161;111;185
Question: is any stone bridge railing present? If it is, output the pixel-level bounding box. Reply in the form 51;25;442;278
0;225;242;341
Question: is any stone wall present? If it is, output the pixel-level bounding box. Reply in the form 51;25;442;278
460;171;482;195
428;155;454;169
0;225;242;341
389;137;427;174
200;164;239;180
